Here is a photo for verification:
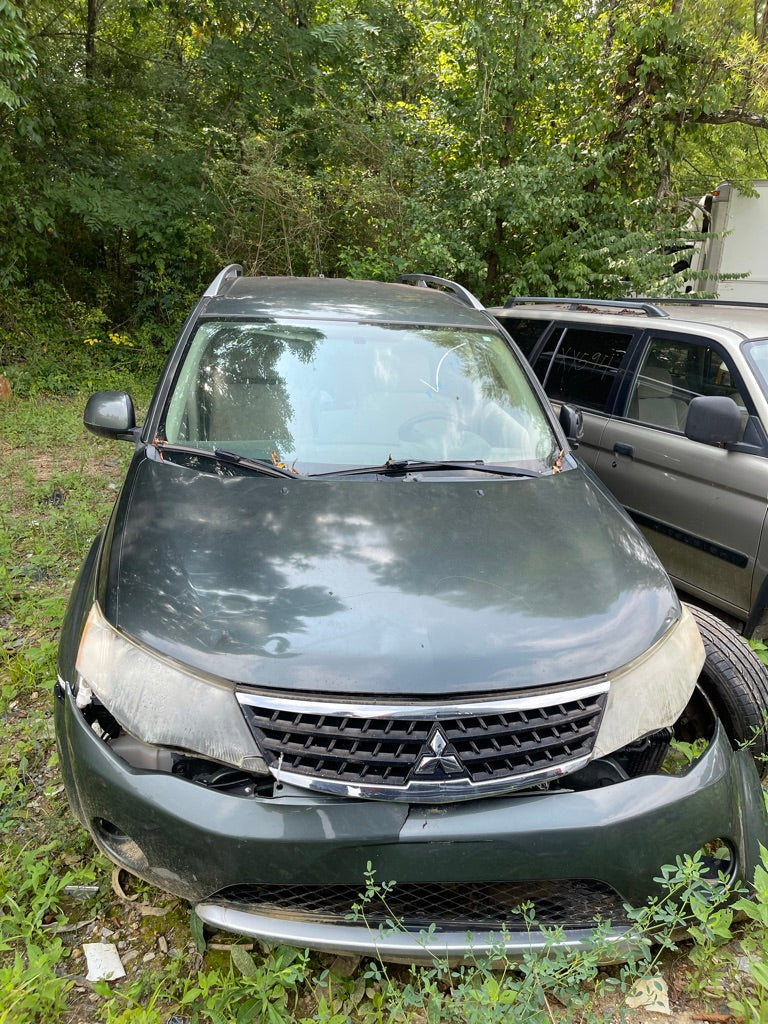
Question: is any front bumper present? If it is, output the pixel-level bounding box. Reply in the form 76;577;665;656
55;683;768;961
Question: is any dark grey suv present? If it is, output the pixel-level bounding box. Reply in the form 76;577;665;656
55;270;768;962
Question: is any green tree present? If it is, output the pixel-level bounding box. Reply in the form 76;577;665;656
5;0;768;336
0;0;35;110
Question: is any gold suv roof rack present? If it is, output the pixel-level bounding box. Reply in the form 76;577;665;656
503;296;670;317
623;296;768;311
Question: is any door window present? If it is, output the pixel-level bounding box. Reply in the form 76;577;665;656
532;327;633;412
495;317;552;359
627;336;749;439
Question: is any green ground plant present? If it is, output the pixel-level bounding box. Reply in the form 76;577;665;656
752;639;768;670
0;286;170;399
3;390;768;1022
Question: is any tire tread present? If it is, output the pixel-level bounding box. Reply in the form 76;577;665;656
688;604;768;776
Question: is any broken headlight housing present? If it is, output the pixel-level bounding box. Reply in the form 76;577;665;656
74;603;265;770
593;603;704;759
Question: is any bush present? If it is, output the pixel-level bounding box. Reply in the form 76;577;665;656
0;285;171;398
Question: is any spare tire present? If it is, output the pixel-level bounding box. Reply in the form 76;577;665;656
687;604;768;778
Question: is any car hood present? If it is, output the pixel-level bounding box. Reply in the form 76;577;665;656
106;455;679;696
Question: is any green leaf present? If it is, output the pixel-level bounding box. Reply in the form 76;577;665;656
189;909;207;953
751;960;768;990
231;944;259;979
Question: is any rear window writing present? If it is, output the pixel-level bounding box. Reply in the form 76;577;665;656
533;328;633;412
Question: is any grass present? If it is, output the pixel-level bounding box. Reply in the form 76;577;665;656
4;391;768;1023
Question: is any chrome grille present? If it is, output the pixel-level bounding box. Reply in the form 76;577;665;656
209;879;629;930
237;683;608;801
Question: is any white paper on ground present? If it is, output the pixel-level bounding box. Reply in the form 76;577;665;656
83;942;126;982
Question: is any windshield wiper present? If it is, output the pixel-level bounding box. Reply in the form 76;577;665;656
154;444;545;480
152;442;301;479
309;458;543;479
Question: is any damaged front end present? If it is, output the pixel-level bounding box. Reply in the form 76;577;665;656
54;600;768;962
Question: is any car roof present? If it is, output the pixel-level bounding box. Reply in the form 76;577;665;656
488;298;768;343
205;276;494;330
652;301;768;339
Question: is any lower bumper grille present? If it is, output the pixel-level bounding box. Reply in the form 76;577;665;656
209;879;630;931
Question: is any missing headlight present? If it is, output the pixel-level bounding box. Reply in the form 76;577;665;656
555;686;718;791
81;697;121;740
564;729;673;790
171;756;274;797
611;728;673;777
74;690;273;796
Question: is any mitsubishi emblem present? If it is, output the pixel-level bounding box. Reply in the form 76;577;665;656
413;725;466;777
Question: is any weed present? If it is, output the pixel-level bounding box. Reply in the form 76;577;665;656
0;836;104;1024
340;853;750;1024
93;945;311;1024
0;941;73;1024
752;638;768;668
661;736;709;773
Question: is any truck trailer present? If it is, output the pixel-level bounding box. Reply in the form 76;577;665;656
687;180;768;299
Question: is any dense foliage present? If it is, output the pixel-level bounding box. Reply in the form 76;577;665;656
2;0;768;379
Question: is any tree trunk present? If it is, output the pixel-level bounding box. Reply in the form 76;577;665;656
85;0;99;79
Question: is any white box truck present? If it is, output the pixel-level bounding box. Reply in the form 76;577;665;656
688;180;768;299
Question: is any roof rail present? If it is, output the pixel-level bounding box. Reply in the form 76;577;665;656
397;274;485;311
503;296;669;318
621;296;768;311
204;264;243;298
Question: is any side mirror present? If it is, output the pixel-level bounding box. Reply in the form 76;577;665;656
559;404;584;446
685;395;741;447
84;391;140;441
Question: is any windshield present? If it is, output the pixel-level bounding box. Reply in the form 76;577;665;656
744;339;768;401
161;319;559;473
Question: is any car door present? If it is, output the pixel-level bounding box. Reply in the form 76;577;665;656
594;331;768;621
528;324;637;470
